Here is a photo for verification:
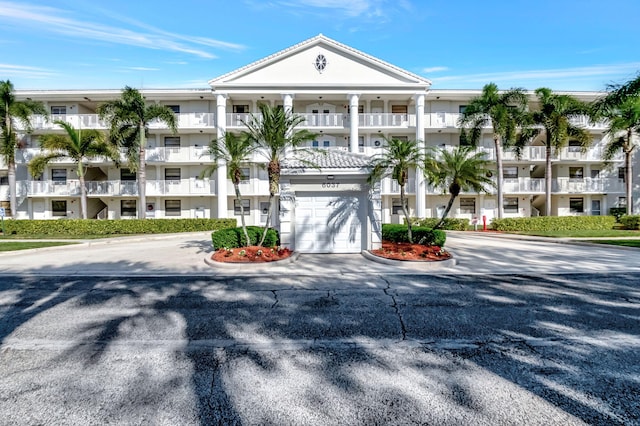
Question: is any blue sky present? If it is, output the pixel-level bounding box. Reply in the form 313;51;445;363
1;0;639;91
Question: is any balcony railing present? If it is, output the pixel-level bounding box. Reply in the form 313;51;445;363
24;113;216;131
28;179;216;197
553;177;624;193
359;114;411;128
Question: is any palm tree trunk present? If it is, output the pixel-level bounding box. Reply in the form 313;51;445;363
545;142;552;216
626;136;633;215
259;162;279;246
234;184;251;245
138;123;146;219
400;184;412;243
258;196;274;247
8;159;16;217
78;163;87;219
494;137;504;219
435;193;457;229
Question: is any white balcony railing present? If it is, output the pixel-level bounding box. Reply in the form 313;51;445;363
359;114;411;128
553;177;625;193
24;113;216;132
30;179;217;197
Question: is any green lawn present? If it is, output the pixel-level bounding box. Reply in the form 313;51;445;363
585;240;640;248
0;241;78;252
509;230;640;238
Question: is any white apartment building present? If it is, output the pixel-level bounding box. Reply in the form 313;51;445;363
1;35;632;253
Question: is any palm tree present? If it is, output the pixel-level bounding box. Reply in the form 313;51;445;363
200;131;258;244
243;103;317;246
0;80;47;217
97;86;177;219
425;146;494;229
532;88;592;216
596;73;640;110
28;121;120;219
458;83;529;219
367;137;427;243
596;97;640;214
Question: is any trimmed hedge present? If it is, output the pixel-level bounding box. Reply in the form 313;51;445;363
619;215;640;230
610;207;627;221
2;218;236;236
491;216;616;232
411;217;470;231
211;226;279;249
382;224;446;247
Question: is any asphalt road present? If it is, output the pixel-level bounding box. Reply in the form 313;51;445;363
1;272;639;425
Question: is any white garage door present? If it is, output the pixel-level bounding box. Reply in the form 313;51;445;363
295;193;365;253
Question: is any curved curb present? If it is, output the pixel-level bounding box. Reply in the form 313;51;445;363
204;251;301;269
361;250;457;270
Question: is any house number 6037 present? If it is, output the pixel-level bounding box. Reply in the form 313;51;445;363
322;182;340;189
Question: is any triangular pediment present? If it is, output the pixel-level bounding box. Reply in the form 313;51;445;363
209;34;431;91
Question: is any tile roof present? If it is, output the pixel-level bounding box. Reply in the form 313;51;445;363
282;149;371;170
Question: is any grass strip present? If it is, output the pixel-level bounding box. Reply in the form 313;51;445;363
0;241;78;252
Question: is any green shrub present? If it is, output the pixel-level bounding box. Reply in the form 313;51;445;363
3;218;236;236
609;207;627;222
382;224;446;247
211;226;279;249
491;216;616;232
619;215;640;230
411;217;469;231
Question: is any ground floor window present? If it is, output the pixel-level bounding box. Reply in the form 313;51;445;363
165;200;181;216
234;199;250;216
460;198;476;214
392;198;407;215
121;200;136;217
52;200;67;216
570;197;584;213
504;197;518;213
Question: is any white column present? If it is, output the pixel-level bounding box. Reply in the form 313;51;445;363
414;93;426;218
349;93;360;153
282;93;294;114
216;94;228;218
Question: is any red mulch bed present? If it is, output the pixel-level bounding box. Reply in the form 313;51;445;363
211;246;293;263
370;241;451;262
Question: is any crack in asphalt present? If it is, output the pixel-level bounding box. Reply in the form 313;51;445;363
270;290;279;309
381;277;407;341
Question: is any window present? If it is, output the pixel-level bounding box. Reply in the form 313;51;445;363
52;169;67;184
503;167;518;179
233;105;249;113
120;169;136;181
348;105;364;113
165;168;181;181
0;174;7;185
568;140;582;152
591;169;600;178
312;140;319;148
164;136;180;147
459;133;471;147
460;198;476;214
504;197;519;213
167;105;180;113
165;200;181;216
52;200;67;217
458;105;467;114
323;140;330;148
569;167;584;179
50;106;66;115
619;167;626;182
392;198;407;215
239;167;250;182
391;105;408;114
570;197;584;213
234;199;250;216
618;196;627;207
121;200;136;217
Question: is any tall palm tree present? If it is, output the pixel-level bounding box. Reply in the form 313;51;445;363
367;137;428;243
97;86;177;219
532;88;592;216
243;103;317;246
458;83;529;219
596;73;640;110
200;131;258;244
596;97;640;214
0;80;47;217
425;146;494;229
28;121;120;219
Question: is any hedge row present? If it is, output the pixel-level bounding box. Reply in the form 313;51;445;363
619;215;640;230
382;224;447;247
491;216;616;232
211;226;279;249
411;217;470;231
2;218;237;236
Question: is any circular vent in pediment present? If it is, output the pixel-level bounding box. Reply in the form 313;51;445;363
314;54;327;73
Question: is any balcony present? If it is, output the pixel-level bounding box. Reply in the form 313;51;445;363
553;177;624;193
359;114;412;128
25;113;216;132
380;178;416;195
146;146;211;162
28;179;216;197
227;179;270;196
28;180;81;196
502;178;545;193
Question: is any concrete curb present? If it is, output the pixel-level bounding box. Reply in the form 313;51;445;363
361;250;457;270
204;251;301;269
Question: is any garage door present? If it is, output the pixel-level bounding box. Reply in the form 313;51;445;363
295;193;365;253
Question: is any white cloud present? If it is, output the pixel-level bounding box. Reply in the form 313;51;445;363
278;0;389;18
0;63;55;78
422;66;448;73
125;67;160;71
0;1;245;59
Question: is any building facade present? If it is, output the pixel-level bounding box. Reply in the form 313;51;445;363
1;35;634;253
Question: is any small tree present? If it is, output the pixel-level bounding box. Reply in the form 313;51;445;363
425;146;494;229
367;137;428;243
28;121;120;219
97;86;177;219
200;131;258;244
243;103;317;246
0;80;47;216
